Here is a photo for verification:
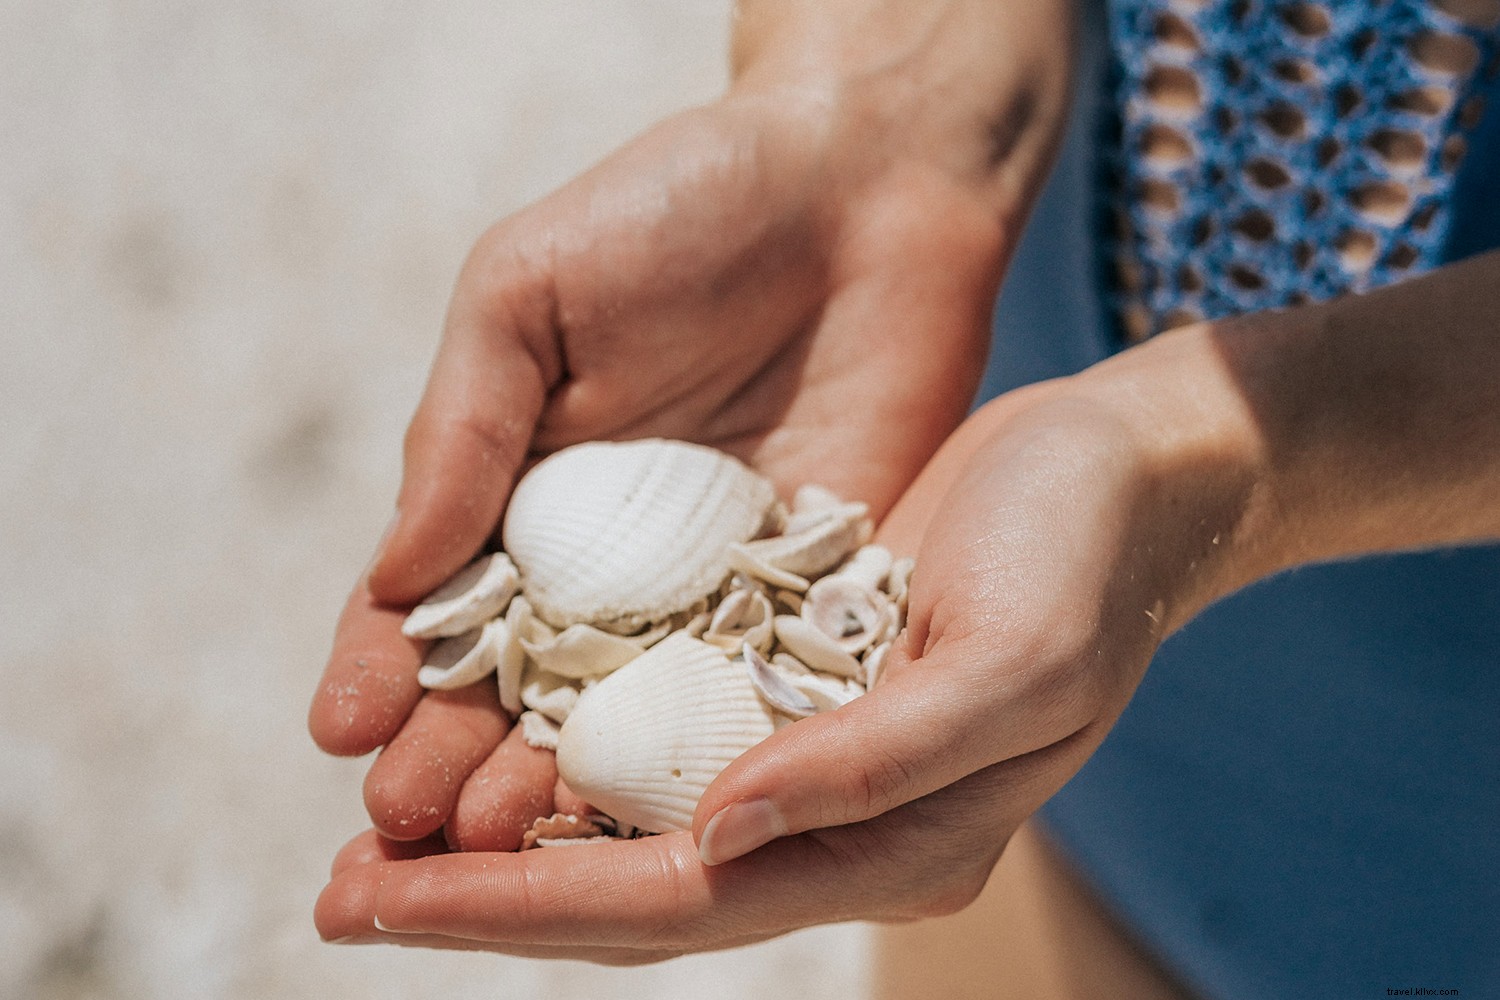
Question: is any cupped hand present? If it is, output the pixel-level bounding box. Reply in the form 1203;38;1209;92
314;363;1265;955
307;88;1016;840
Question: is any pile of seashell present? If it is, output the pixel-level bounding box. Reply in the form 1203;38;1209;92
402;438;912;842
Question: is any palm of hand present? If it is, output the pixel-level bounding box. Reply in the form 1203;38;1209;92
314;388;1185;955
308;95;1007;848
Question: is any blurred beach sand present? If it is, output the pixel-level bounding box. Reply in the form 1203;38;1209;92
0;3;869;996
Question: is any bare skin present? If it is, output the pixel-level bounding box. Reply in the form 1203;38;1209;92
307;0;1500;969
308;0;1074;839
313;250;1500;957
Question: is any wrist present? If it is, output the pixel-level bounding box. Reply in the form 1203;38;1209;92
1064;327;1286;633
726;0;1075;222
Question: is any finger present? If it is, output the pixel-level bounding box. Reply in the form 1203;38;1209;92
317;831;842;950
367;244;556;607
330;829;449;879
692;630;1100;866
308;580;425;756
445;724;558;852
362;681;509;840
324;931;678;965
552;776;595;817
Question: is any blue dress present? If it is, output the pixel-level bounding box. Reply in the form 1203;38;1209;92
980;1;1500;995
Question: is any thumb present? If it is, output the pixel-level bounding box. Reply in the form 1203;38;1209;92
367;242;557;606
691;622;1097;866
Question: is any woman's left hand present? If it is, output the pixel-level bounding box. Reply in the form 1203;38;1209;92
314;352;1269;957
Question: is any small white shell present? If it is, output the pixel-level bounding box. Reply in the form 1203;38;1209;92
887;556;915;610
733;501;870;580
497;595;535;716
402;552;520;640
502;440;776;630
555;633;777;833
801;575;893;656
517;710;561;751
784;670;864;712
862;641;893;689
724;543;811;592
521;623;644;680
417;622;500;690
773;614;862;678
520;665;581;724
743;643;817;719
834;545;893;591
702;588;774;654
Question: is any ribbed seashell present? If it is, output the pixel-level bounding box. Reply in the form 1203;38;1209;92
417;622;500;690
502;439;777;630
521;623;644;680
773;614;862;678
702;588;774;654
555;633;777;833
518;710;561;751
743;644;817;719
402;552;520;640
732;501;871;581
520;665;581;724
801;575;894;656
497;595;535;716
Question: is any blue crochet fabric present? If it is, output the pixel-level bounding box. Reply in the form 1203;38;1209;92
1108;0;1499;340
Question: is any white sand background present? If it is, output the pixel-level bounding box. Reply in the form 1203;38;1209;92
0;2;871;996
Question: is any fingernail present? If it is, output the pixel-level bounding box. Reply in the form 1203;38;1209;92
698;797;787;866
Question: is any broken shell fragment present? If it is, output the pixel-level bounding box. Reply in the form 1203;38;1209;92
773;614;863;679
784;669;864;712
417;622;501;690
734;501;872;580
702;588;775;654
862;641;893;689
520;666;581;724
521;812;605;850
743;643;817;719
518;710;561;751
401;552;520;640
521;623;644;680
497;595;534;716
502;439;776;630
835;545;894;591
725;543;811;592
801;575;893;656
888;556;915;610
556;633;777;833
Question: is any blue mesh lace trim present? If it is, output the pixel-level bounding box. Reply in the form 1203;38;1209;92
1107;0;1499;341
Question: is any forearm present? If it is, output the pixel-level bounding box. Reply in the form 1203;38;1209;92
728;0;1076;218
1091;250;1500;626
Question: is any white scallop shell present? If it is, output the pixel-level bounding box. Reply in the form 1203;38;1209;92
555;633;777;833
502;439;777;630
402;552;519;640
